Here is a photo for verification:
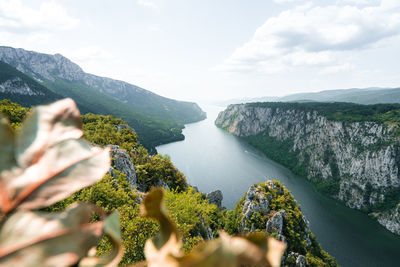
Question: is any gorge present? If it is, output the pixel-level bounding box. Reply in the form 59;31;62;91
215;102;400;236
158;104;400;267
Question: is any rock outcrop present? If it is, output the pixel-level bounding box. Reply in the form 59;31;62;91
237;181;337;266
206;190;223;208
108;145;137;188
216;103;400;235
266;210;286;235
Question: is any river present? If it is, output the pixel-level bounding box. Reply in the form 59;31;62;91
156;104;400;267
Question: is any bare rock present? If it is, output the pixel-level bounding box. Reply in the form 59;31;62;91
108;145;137;188
207;190;223;208
266;210;286;235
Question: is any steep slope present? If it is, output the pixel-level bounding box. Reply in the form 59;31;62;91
216;102;400;235
0;60;61;106
0;46;206;151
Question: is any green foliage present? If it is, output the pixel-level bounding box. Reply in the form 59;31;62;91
244;134;309;178
245;101;400;124
136;154;188;191
81;173;158;264
0;99;29;129
314;179;340;196
370;187;400;212
224;199;243;235
165;188;224;251
82;113;140;152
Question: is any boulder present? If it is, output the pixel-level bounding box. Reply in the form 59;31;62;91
207;190;223;208
266;210;286;235
108;145;137;188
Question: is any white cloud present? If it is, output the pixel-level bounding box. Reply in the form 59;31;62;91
137;0;158;10
336;0;379;5
216;1;400;74
0;0;78;32
319;63;355;74
273;0;303;3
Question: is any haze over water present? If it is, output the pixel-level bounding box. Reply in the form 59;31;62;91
157;104;400;267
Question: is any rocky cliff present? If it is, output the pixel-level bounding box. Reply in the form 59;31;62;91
216;103;400;235
0;60;61;106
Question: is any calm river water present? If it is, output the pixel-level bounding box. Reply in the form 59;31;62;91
157;104;400;267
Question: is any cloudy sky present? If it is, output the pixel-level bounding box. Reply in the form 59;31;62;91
0;0;400;102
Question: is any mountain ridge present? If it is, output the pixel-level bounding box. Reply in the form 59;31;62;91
0;46;206;151
220;87;400;106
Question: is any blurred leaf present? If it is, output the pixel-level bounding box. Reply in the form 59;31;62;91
0;98;110;214
140;188;286;267
79;211;124;267
15;98;83;168
0;203;106;267
175;231;285;267
140;188;182;267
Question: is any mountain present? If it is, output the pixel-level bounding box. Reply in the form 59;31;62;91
216;102;400;235
0;46;206;151
221;87;400;106
0;60;61;106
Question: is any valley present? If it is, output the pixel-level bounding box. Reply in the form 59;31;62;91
158;104;400;267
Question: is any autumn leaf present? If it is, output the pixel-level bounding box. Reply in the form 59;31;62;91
0;203;123;267
0;98;110;214
140;188;182;267
139;188;286;267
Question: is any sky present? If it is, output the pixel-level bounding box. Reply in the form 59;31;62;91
0;0;400;102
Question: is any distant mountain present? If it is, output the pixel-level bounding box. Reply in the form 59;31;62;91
0;60;61;106
0;46;206;151
221;87;400;106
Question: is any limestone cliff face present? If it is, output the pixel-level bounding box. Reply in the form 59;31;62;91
216;104;400;235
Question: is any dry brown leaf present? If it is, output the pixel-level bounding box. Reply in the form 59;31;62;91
141;188;182;267
15;98;83;168
0;98;110;214
140;188;286;267
79;211;124;267
0;203;103;267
